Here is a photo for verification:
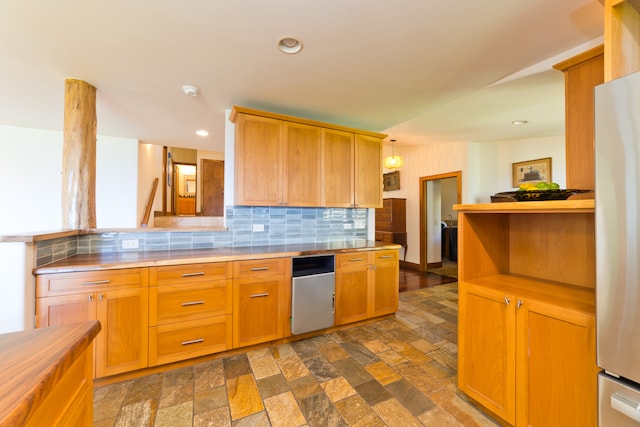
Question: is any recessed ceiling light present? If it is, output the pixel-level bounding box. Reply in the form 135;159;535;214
196;130;208;137
278;37;303;54
512;120;528;125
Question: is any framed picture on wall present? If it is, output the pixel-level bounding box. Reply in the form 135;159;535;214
383;171;400;191
512;157;551;187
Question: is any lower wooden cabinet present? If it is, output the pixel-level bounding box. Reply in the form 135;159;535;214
458;281;597;427
148;262;232;366
35;268;149;378
335;249;399;325
232;258;289;347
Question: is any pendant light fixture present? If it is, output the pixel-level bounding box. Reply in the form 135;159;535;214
383;139;404;169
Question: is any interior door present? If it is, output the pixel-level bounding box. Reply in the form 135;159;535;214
201;159;224;216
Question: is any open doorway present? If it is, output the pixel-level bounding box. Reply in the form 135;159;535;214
419;171;461;276
173;163;197;215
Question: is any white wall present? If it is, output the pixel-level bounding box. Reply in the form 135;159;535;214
0;124;140;235
475;135;566;202
382;135;566;265
96;136;139;228
0;243;34;333
0;125;63;235
382;140;470;266
138;143;164;227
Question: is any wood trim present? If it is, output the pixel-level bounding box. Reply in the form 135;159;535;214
552;45;604;71
419;171;462;272
229;105;387;139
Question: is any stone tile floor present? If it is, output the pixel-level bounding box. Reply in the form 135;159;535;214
93;281;499;426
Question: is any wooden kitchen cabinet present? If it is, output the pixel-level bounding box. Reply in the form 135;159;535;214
455;200;597;427
233;112;283;206
322;128;355;207
283;121;322;206
148;262;232;366
335;249;399;325
355;134;383;208
231;106;385;208
232;258;290;347
35;268;149;378
553;46;604;191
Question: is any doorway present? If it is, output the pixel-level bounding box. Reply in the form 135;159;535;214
173;163;197;215
419;171;461;274
201;159;224;216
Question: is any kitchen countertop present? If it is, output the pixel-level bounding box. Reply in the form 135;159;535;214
0;320;101;426
33;241;400;274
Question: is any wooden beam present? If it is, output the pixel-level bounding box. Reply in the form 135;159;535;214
62;79;97;229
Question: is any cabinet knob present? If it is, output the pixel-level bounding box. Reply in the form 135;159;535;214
88;294;94;302
517;300;523;309
504;296;511;305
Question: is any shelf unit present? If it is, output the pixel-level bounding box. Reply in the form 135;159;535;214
455;200;597;426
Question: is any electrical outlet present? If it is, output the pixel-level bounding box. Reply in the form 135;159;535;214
252;224;264;232
122;239;139;249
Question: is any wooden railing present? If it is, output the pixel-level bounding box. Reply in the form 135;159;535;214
140;178;159;227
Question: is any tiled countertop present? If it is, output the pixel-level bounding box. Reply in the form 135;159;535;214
33;241;400;274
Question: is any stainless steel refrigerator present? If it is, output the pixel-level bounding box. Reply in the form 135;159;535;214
595;69;640;426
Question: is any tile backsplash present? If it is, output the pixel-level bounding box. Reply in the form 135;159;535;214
35;206;369;267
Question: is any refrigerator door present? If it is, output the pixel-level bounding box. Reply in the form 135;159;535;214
595;70;640;383
599;373;640;426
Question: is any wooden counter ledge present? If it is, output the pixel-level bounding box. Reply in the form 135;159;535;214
0;321;101;426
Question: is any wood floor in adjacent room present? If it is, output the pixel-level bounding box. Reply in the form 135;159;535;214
93;265;498;426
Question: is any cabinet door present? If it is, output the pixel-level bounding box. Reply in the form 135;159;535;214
517;299;597;427
95;288;148;377
354;134;382;208
233;277;282;347
36;293;96;327
335;253;370;325
283;121;322;206
322;128;354;207
371;250;399;317
458;282;516;425
234;113;283;206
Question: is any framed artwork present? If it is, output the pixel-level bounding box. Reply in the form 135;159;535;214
383;170;400;191
512;157;551;187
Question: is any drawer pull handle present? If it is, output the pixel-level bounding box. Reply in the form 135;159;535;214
380;255;393;259
181;272;205;277
181;338;204;346
181;300;205;307
350;257;365;262
250;267;269;271
250;292;269;298
80;279;110;285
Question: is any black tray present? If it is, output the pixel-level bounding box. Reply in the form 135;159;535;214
491;189;592;202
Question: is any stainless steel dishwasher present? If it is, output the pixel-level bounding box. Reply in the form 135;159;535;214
291;254;335;335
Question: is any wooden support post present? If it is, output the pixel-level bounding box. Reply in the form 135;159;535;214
62;79;97;229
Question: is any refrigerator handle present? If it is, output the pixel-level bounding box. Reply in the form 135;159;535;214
611;392;640;423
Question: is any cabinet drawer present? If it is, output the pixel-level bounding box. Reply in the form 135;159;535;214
149;262;231;286
149;315;232;366
336;252;369;268
233;258;287;278
373;250;398;263
36;268;148;297
149;280;232;326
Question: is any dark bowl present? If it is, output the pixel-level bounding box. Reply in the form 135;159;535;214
491;189;593;202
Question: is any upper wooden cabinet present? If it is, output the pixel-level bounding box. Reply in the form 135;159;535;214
553;46;604;191
230;106;385;208
604;0;640;80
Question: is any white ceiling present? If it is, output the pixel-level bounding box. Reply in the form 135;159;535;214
0;1;604;153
